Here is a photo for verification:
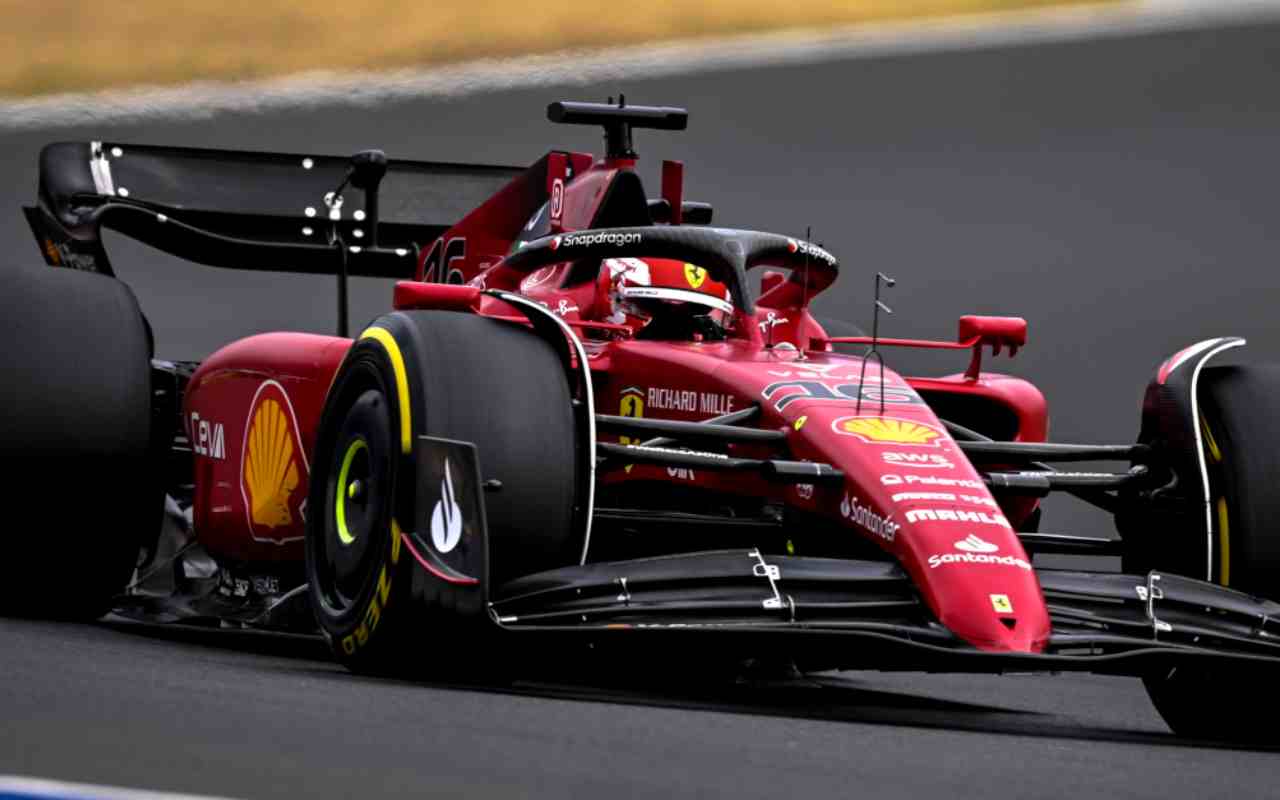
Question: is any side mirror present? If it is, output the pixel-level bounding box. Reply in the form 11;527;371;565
958;315;1027;354
958;315;1027;379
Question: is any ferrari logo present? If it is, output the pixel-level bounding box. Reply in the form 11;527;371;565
835;416;943;446
990;594;1014;614
684;263;707;289
619;387;645;474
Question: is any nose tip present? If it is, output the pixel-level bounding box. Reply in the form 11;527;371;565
943;609;1046;654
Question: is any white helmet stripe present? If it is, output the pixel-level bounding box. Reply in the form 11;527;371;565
620;285;735;315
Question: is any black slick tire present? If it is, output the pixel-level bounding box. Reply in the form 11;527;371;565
305;311;579;675
1142;364;1280;743
0;266;157;618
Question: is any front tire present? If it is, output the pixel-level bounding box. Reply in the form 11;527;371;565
1143;364;1280;742
306;311;580;675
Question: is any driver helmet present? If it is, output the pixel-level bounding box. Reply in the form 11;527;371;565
603;257;733;331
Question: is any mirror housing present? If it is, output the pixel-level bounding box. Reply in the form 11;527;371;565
958;315;1027;379
958;315;1027;354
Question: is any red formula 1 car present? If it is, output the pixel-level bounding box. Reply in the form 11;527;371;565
7;101;1280;741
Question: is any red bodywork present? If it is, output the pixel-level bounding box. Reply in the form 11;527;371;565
184;147;1052;653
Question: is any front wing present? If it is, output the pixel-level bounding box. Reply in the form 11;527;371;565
483;549;1280;674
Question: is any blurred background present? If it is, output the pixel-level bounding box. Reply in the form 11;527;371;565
4;0;1102;97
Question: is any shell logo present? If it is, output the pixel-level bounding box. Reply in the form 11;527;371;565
834;416;944;447
240;380;309;543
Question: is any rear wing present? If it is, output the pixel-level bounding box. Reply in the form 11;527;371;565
23;141;524;279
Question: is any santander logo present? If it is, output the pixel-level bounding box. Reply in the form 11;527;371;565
430;459;463;554
928;533;1031;571
953;533;999;554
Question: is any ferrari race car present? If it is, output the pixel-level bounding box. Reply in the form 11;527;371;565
6;100;1280;742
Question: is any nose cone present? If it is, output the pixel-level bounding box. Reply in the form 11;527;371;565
907;537;1051;653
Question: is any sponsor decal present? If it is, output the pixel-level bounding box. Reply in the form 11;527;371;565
240;380;309;543
625;443;730;460
549;177;565;224
835;416;943;446
219;572;250;598
794;415;807;431
954;533;1000;553
905;508;1010;527
990;593;1014;614
646;387;736;416
553;299;579;317
891;491;956;503
623;285;734;315
786;238;837;266
667;467;697;481
550;231;642;250
881;451;953;469
189;411;226;460
252;575;281;596
763;381;921;411
839;493;900;543
684;263;708;289
619;386;644;473
758;311;789;333
928;535;1031;571
340;517;403;656
881;474;985;489
890;491;998;509
430;459;463;554
796;483;814;500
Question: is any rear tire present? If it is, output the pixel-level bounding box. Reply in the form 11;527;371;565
306;311;580;675
0;266;157;619
1142;364;1280;742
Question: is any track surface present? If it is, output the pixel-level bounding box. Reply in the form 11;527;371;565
3;18;1280;799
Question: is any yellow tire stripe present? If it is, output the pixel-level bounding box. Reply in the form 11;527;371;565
1200;413;1230;586
359;326;412;454
1200;412;1223;463
1217;496;1230;587
391;518;402;565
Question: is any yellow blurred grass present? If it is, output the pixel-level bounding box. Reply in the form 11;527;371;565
2;0;1113;98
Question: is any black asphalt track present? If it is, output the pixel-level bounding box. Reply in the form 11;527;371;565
3;17;1280;799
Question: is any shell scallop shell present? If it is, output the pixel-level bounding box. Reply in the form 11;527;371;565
839;417;940;445
244;398;299;528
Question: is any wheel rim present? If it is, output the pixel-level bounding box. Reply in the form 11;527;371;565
335;438;370;547
316;382;394;616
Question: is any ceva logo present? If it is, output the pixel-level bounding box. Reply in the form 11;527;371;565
954;534;999;554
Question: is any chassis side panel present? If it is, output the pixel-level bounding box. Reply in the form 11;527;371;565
184;333;351;563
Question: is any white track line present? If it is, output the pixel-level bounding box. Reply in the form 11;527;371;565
1;0;1278;131
0;775;239;800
